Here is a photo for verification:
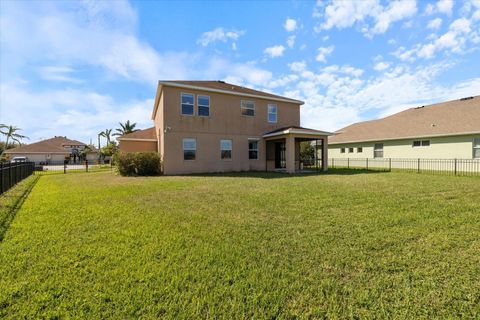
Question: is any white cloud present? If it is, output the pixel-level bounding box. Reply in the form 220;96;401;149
315;0;417;36
288;61;307;72
264;45;286;58
286;35;296;48
0;0;189;84
316;46;334;63
373;61;390;71
37;66;83;83
427;18;443;29
197;27;245;47
0;82;154;142
369;1;417;35
437;0;454;15
426;0;454;15
284;18;298;32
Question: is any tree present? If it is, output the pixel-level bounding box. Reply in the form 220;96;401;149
113;120;138;136
300;141;315;165
99;129;113;145
0;124;28;147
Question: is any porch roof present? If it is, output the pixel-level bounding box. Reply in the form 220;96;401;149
262;126;334;139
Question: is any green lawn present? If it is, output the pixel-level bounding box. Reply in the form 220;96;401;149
1;170;479;319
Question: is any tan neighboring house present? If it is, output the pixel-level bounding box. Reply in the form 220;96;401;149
329;96;480;159
118;80;333;174
3;136;98;164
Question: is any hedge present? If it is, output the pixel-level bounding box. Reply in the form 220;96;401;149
114;152;162;176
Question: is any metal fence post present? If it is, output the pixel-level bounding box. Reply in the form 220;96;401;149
86;160;89;172
64;161;67;174
366;158;368;170
0;162;3;194
417;158;420;173
347;158;350;169
389;158;392;172
454;158;457;175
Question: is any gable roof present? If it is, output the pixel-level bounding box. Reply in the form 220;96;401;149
329;96;480;144
152;80;304;119
117;127;157;141
4;136;87;154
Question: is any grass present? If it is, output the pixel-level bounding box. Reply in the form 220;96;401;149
0;170;479;319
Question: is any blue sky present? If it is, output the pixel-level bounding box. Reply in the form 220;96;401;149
1;0;479;144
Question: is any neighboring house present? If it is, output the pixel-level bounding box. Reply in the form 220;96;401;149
3;136;98;164
329;96;480;159
118;127;158;153
118;80;332;174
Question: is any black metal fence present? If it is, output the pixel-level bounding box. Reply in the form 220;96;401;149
329;158;480;176
0;162;35;195
33;160;112;175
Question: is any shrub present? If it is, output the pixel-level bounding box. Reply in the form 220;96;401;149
114;152;161;176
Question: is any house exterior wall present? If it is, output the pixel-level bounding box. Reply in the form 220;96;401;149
118;140;158;153
329;134;480;159
156;86;301;175
5;153;68;163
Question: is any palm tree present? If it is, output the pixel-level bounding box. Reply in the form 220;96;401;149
113;120;138;136
0;124;29;148
99;129;113;145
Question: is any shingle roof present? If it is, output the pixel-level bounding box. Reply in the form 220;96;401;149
329;96;480;144
263;126;334;138
117;127;157;140
4;136;86;154
161;80;304;103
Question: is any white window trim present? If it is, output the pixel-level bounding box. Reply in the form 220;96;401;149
181;92;195;116
248;138;259;160
241;100;255;117
197;95;210;117
473;138;480;159
220;139;233;161
183;138;196;161
267;104;277;123
374;143;384;158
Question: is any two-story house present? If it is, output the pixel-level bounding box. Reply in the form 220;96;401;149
118;81;332;175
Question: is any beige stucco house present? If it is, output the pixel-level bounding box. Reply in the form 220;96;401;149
3;136;98;164
329;96;480;159
119;80;332;175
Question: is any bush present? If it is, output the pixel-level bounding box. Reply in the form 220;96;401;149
114;152;162;176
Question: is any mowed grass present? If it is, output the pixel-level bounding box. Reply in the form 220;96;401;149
0;170;479;319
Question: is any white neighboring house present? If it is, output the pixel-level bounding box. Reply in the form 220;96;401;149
3;136;98;164
329;96;480;159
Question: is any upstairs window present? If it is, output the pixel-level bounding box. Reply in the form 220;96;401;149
220;139;232;160
357;147;363;153
241;100;255;116
197;95;210;117
181;93;194;115
183;138;196;160
268;104;277;123
340;148;345;153
348;147;354;153
413;140;430;147
248;140;259;160
374;143;383;158
474;138;480;159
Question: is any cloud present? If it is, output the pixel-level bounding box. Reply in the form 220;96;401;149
197;27;245;48
373;61;390;71
37;66;83;83
315;46;334;63
0;0;189;84
427;18;443;29
264;45;286;58
284;18;298;32
437;0;455;15
286;35;296;48
0;82;154;142
288;61;307;72
315;0;417;36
